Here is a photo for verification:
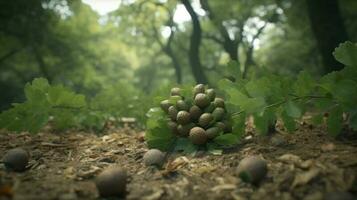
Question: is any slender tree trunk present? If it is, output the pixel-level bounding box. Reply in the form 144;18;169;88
33;47;52;83
306;0;349;73
243;46;254;78
181;0;208;84
165;48;182;84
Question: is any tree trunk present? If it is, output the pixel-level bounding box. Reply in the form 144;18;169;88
181;0;209;84
306;0;349;73
165;47;182;84
33;46;52;83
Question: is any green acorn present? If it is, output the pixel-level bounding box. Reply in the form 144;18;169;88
212;107;225;121
189;127;208;145
198;113;214;128
214;122;226;131
193;84;205;96
168;106;178;121
177;123;195;136
194;93;210;108
206;89;216;101
189;105;203;121
167;121;179;135
176;100;189;111
204;102;216;113
160;100;172;113
223;120;233;133
170;87;181;96
206;127;221;139
213;97;225;108
176;111;191;125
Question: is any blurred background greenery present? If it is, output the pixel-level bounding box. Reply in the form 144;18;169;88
0;0;356;113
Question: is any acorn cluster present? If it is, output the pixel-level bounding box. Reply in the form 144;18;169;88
160;84;232;145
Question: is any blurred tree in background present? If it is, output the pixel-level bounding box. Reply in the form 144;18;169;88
0;0;356;113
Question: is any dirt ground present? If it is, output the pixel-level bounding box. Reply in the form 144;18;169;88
1;121;357;200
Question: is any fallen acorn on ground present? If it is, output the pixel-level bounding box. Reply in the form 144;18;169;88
159;84;232;146
236;156;267;184
95;167;127;197
2;148;29;172
143;149;166;167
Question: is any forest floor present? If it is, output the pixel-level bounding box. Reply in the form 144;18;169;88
1;121;357;200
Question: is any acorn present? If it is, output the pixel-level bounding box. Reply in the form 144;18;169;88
2;148;29;172
177;123;195;137
95;167;127;197
176;100;189;111
193;84;205;95
206;127;221;139
206;89;216;101
213;97;225;108
171;87;181;96
176;111;191;125
160;100;172;113
168;106;178;121
143;149;166;167
204;102;216;113
223;121;233;133
189;127;208;145
189;105;203;121
167;121;179;135
215;122;226;131
236;156;267;184
194;93;210;108
198;113;214;128
212;107;225;121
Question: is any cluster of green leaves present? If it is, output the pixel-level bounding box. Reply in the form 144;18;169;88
0;78;155;133
145;85;242;155
0;78;86;133
220;41;357;137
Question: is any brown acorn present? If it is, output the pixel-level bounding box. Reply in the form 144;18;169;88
177;123;195;136
236;156;267;184
189;127;208;145
194;93;210;108
198;113;214;128
167;121;179;135
189;105;203;121
143;149;166;166
2;148;29;172
213;97;225;108
95;167;127;197
176;111;191;125
206;89;216;101
206;127;221;139
176;100;189;111
160;100;172;113
171;87;181;96
212;107;225;121
193;84;205;96
168;106;178;121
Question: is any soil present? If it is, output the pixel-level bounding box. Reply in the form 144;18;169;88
1;121;357;200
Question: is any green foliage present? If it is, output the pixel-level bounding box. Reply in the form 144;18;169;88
0;78;86;133
219;41;357;137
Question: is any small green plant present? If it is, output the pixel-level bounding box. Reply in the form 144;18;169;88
145;41;357;154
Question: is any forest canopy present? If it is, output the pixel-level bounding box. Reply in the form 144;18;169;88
0;0;356;120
